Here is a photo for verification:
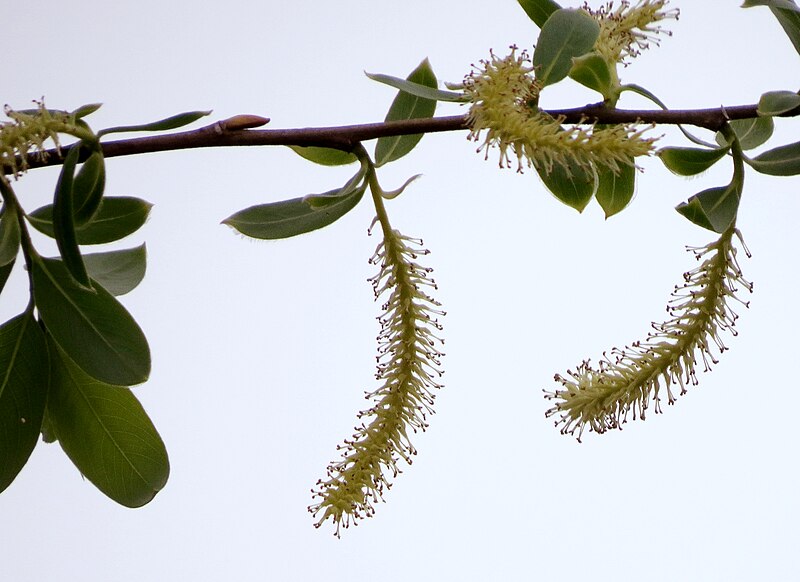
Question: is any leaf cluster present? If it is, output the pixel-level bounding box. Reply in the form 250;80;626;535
0;106;209;505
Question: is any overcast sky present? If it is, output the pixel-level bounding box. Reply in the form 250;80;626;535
3;1;800;580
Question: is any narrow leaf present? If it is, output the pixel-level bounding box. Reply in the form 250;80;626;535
70;103;102;119
289;146;358;166
770;6;800;55
98;110;211;137
32;257;150;386
223;185;366;240
0;313;48;494
533;9;600;87
374;59;438;167
83;245;147;296
72;149;106;225
52;145;90;288
621;84;718;148
658;146;730;176
595;164;636;218
47;340;168;508
0;261;13;295
517;0;562;27
742;0;800;12
717;116;774;150
28;196;152;245
365;71;467;103
304;160;368;208
537;160;597;212
748;140;800;174
757;90;800;115
0;205;21;266
381;174;422;200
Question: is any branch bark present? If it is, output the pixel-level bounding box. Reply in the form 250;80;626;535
7;101;799;173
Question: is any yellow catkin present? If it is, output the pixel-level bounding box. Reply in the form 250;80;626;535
464;48;655;175
309;228;444;537
545;228;751;441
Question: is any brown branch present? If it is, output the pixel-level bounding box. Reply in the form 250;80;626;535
7;101;799;173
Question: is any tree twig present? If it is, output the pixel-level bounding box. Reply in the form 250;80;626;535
6;101;798;174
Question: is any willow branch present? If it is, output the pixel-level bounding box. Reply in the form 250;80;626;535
7;101;799;173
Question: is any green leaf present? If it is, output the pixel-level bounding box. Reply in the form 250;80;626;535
72;149;106;225
517;0;562;27
536;160;597;212
28;196;152;245
83;245;147;296
374;59;438;167
569;52;613;98
98;110;211;137
365;71;467;103
52;145;91;288
289;146;358;166
32;257;150;386
747;140;800;175
658;146;730;176
380;174;421;200
0;313;48;494
595;164;635;218
742;0;800;12
70;103;103;119
770;5;800;55
717;116;774;150
46;340;168;508
0;205;21;266
223;183;366;240
533;9;600;87
757;90;800;115
621;84;718;148
676;184;741;233
0;261;13;295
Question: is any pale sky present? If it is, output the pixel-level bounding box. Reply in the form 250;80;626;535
3;2;800;580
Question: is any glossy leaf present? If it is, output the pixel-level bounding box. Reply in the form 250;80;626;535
536;160;597;212
747;140;800;175
758;90;800;115
52;145;90;288
223;184;366;240
28;196;152;245
676;184;740;233
595;164;635;218
533;9;600;87
717;116;774;150
364;72;467;103
32;257;150;386
569;53;613;98
72;149;106;225
658;146;730;176
47;341;168;508
0;205;21;266
0;313;49;494
517;0;562;27
98;110;211;137
289;146;358;166
83;245;147;296
374;59;438;167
